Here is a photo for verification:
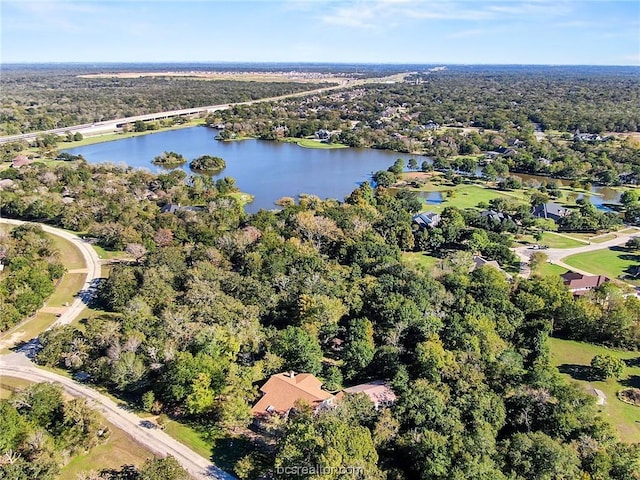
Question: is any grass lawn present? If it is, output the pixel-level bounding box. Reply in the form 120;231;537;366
534;262;570;278
47;273;86;307
0;377;33;399
425;184;528;212
563;247;640;283
549;338;640;443
289;137;347;149
164;420;213;459
92;244;128;260
539;232;586;249
402;252;441;271
59;419;154;479
227;191;255;206
47;233;86;270
0;312;57;354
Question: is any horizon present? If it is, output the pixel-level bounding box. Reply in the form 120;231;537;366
2;1;639;66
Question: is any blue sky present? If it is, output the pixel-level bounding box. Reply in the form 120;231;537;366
2;1;639;65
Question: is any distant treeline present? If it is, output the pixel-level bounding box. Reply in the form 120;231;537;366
0;67;333;135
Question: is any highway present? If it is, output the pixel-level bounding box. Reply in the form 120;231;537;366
0;219;236;480
0;82;351;145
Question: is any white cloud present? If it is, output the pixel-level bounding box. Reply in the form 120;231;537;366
318;0;574;29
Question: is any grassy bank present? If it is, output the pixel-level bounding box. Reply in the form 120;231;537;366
550;337;640;443
281;137;348;149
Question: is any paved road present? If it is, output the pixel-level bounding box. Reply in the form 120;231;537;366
0;358;235;480
0;219;236;479
514;229;639;280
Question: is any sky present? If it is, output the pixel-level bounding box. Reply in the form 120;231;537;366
1;0;639;65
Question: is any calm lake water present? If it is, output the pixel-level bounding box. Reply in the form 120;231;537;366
63;126;425;212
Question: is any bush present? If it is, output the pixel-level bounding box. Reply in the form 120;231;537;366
591;354;625;380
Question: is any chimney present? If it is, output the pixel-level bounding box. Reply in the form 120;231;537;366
289;371;295;378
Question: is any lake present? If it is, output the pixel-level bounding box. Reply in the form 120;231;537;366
63;126;426;212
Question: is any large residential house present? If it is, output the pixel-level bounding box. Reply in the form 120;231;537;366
412;212;441;230
252;372;334;422
532;202;570;222
560;272;609;296
252;373;396;425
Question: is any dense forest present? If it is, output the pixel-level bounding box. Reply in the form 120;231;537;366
0;223;65;331
1;160;639;478
0;66;333;135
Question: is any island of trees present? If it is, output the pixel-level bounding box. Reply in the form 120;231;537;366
189;155;226;172
151;151;187;167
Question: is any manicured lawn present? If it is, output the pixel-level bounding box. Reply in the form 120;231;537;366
563;247;640;282
539;232;586;249
227;191;256;206
47;273;86;307
291;138;348;149
92;244;127;260
47;233;86;270
549;338;640;443
426;184;528;212
59;419;154;479
563;232;617;244
535;262;569;278
164;420;213;459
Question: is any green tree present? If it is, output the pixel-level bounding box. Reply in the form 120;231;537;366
140;456;191;480
342;317;375;379
273;326;323;375
590;354;625;380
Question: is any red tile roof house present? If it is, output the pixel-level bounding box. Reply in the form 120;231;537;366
251;372;334;426
11;155;32;169
560;272;609;296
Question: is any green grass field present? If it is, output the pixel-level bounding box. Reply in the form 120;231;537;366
281;137;348;149
59;419;154;479
47;233;86;270
164;420;213;459
549;338;640;443
424;184;528;212
535;262;570;277
47;273;85;307
539;232;586;249
0;312;58;354
402;252;441;271
563;247;640;283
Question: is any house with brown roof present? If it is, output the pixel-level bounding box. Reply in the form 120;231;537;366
560;271;609;296
251;372;334;423
334;380;397;409
11;155;32;169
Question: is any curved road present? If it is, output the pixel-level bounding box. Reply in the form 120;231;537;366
0;219;235;480
514;229;640;282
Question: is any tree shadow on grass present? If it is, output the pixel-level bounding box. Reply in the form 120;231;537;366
624;357;640;368
211;435;254;471
557;363;595;382
620;375;640;389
